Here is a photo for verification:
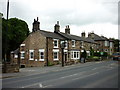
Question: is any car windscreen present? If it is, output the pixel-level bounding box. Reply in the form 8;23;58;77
113;53;120;55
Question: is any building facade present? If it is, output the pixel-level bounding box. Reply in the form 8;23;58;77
11;18;115;67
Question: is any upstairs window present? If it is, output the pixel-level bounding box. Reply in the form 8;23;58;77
105;41;109;46
110;42;113;48
65;40;68;48
53;39;58;48
29;50;34;60
21;51;25;59
72;40;75;47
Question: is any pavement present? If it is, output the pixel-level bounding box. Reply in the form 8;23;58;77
0;60;111;79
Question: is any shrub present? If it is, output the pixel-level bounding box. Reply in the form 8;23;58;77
48;61;54;66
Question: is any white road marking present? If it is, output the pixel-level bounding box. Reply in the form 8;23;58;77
72;72;99;81
92;68;97;70
43;85;53;88
39;83;43;88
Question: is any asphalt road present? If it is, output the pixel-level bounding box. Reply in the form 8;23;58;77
2;60;119;88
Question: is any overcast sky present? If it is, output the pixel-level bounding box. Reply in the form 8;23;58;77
0;0;119;39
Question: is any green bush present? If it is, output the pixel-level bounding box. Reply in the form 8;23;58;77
48;61;54;66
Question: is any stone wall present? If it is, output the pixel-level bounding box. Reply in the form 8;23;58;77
2;63;19;73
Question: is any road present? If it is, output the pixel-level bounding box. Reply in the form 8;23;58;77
2;60;119;88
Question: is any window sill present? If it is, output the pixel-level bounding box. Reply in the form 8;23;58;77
54;59;59;61
39;59;44;61
29;59;34;60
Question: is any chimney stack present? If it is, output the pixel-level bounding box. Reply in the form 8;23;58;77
32;17;40;32
88;32;95;39
65;25;70;34
81;32;86;38
54;21;60;33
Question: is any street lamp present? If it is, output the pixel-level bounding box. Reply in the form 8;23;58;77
61;40;65;67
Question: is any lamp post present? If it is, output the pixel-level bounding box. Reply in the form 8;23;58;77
61;40;65;67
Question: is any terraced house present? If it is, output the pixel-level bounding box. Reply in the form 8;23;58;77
11;18;114;67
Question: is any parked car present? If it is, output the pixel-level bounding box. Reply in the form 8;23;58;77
112;52;120;61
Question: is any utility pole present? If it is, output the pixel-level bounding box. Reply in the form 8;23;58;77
4;0;9;73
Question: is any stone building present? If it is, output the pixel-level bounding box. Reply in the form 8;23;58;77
88;32;114;55
11;18;114;67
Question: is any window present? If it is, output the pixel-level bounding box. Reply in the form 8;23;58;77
86;51;90;56
53;49;59;61
14;54;18;59
105;41;109;46
20;44;25;46
53;39;58;48
110;42;113;48
81;41;84;46
39;49;44;61
21;51;25;59
65;40;68;48
71;51;80;59
29;50;34;60
72;40;75;47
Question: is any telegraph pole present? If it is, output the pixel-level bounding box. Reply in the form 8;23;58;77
4;0;9;72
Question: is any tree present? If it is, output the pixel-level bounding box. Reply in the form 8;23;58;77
2;17;29;62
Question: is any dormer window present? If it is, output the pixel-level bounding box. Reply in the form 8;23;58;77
53;39;58;48
72;40;75;47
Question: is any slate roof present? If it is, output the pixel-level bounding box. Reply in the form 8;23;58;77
58;32;96;44
84;37;97;44
92;34;107;41
58;32;82;41
39;30;65;40
11;48;19;54
35;30;98;44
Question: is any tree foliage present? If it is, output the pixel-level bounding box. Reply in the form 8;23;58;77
2;18;29;61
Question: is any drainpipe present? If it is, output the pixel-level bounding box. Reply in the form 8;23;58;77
46;38;49;66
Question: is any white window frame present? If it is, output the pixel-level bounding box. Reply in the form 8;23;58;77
20;44;25;46
53;49;59;61
65;40;68;48
86;51;90;56
71;51;80;59
110;42;113;48
39;49;45;61
21;51;25;59
14;54;18;59
53;39;59;48
72;40;75;47
29;50;34;60
105;41;109;46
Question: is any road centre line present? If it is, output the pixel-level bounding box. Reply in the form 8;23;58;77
3;61;117;85
21;71;86;88
3;61;106;81
72;72;99;81
3;68;87;85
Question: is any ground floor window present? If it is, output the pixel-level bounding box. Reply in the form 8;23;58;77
29;50;34;60
53;49;59;61
86;51;90;56
71;51;80;59
39;49;44;61
21;51;25;59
